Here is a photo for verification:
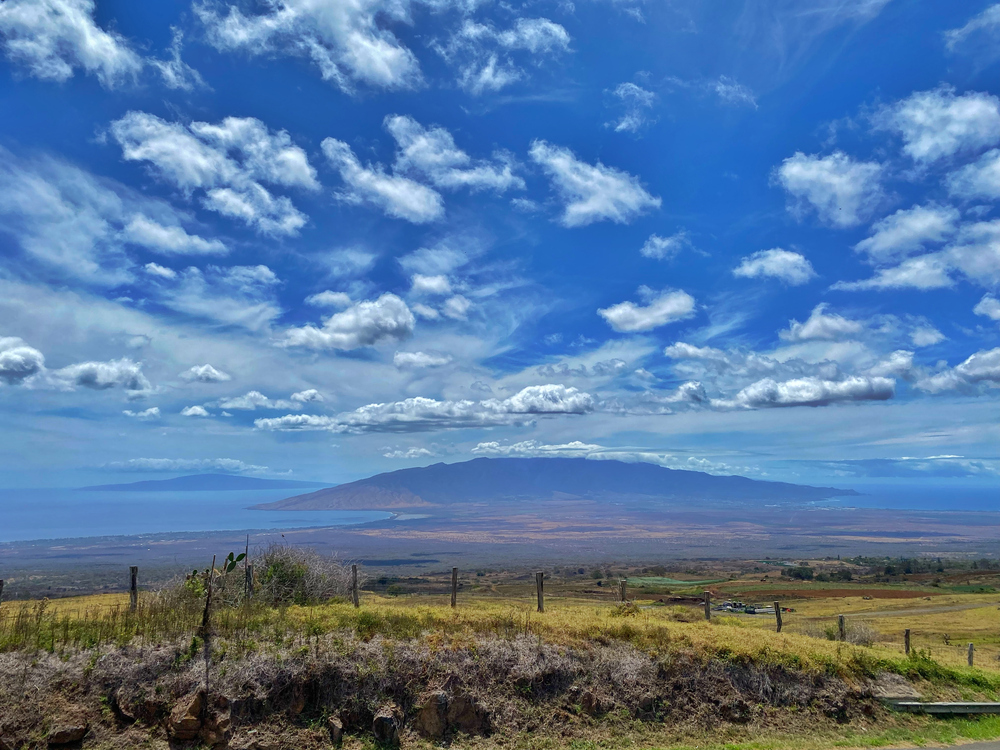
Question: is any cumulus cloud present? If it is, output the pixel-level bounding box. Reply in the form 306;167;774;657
917;347;1000;393
473;439;602;456
437;17;570;94
0;0;142;88
218;390;300;410
853;204;959;263
53;358;151;397
123;406;160;420
974;293;1000;322
442;295;472;320
322;138;444;223
0;337;45;385
122;215;226;256
105;457;269;473
281;293;415;350
144;263;177;280
867;350;916;380
608;82;656;133
831;255;955;291
255;383;595;433
733;248;816;285
180;405;211;417
180;364;232;383
111;111;317;235
779;304;863;342
640;231;689;260
394;351;453;368
948;148;1000;199
196;0;429;92
776;151;883;227
383;447;435;459
536;358;628;379
529;141;661;227
290;389;324;403
942;219;1000;287
911;326;946;346
385;115;524;193
305;290;352;308
714;375;894;409
873;86;1000;163
598;288;696;332
410;274;452;295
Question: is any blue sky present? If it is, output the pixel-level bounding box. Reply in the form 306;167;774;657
0;0;998;489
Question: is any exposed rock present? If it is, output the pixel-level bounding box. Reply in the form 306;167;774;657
579;690;601;716
202;695;232;747
46;723;88;745
168;690;204;741
414;690;448;739
372;704;401;747
872;673;921;701
447;694;489;736
327;716;343;746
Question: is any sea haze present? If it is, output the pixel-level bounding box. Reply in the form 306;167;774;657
0;488;391;543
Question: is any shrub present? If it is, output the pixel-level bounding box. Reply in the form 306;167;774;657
253;544;355;606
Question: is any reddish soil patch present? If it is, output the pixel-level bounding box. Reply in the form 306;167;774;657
724;589;941;600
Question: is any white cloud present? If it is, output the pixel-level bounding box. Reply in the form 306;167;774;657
122;215;227;256
945;4;1000;54
181;405;210;417
255;383;594;433
733;248;816;285
411;303;440;320
776;151;883;227
196;0;429;92
609;82;656;133
281;293;416;350
438;17;570;94
123;406;160;420
383;447;435;459
305;290;353;308
663;342;729;362
322;138;444;223
0;337;45;385
410;274;452;295
974;294;1000;322
712;75;757;108
150;28;206;92
854;204;959;263
640;231;689;260
473;439;601;456
111;111;317;235
0;0;142;88
598;289;696;332
715;375;894;409
911;326;946;346
944;219;1000;287
831;254;955;291
218;390;300;410
52;358;151;397
144;263;177;280
529;141;661;227
780;304;862;342
394;351;452;368
867;350;916;380
105;457;269;473
180;364;232;383
290;388;324;403
385;115;523;193
442;295;471;320
917;347;1000;394
873;86;1000;163
157;265;283;332
948;148;1000;200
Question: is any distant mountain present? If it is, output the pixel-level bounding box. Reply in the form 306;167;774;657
79;474;332;492
252;457;856;511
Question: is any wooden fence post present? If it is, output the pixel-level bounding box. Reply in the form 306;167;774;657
129;566;138;611
351;564;359;608
904;629;910;656
536;572;544;613
703;591;711;621
968;643;975;667
838;614;846;642
245;563;254;602
619;579;627;603
451;567;458;608
773;601;782;633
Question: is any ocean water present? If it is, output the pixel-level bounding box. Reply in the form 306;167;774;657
821;484;999;513
0;488;392;543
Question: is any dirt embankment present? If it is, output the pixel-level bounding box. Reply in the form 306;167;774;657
0;635;892;749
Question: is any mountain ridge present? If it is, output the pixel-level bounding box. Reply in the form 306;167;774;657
79;474;332;492
252;457;856;511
